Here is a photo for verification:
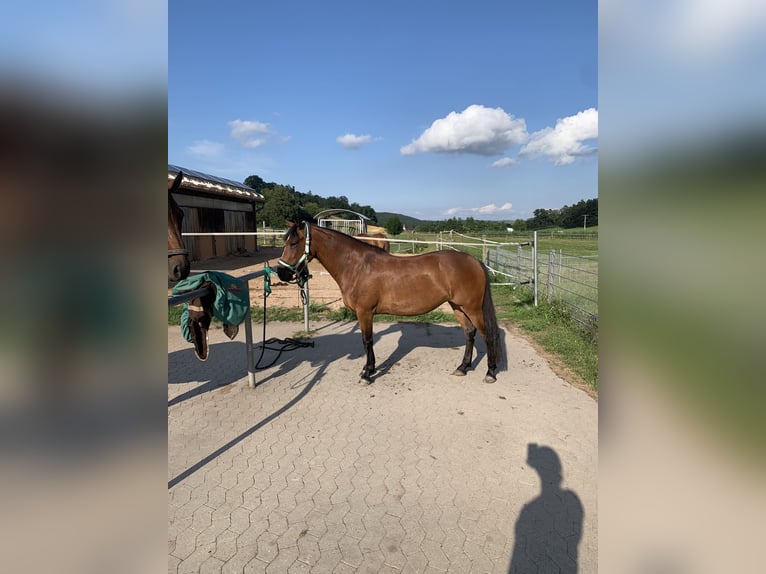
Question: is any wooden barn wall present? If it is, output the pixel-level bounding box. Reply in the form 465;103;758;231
180;204;258;262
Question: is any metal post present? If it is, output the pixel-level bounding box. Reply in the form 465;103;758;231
517;245;522;284
243;282;256;388
533;231;538;306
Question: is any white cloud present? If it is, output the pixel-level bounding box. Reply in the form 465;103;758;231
187;139;224;157
336;133;376;149
228;119;272;148
442;203;513;217
401;104;528;156
491;157;518;168
520;108;598;165
477;202;513;214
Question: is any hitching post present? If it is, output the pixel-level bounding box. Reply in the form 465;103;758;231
243;282;256;388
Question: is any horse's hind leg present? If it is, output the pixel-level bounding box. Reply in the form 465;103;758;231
450;304;476;376
357;310;376;383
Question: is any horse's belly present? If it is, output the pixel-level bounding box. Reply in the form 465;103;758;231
376;290;447;316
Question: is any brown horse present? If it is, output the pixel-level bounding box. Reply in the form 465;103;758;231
353;232;390;252
278;220;503;383
168;172;190;282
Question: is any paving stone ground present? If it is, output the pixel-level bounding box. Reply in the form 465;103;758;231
168;318;597;573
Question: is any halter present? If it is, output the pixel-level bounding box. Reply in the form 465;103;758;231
278;222;312;287
168;248;189;257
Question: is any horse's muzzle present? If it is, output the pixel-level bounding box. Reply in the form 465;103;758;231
276;265;295;282
169;257;190;282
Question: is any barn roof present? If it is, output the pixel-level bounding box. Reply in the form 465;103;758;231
168;164;264;203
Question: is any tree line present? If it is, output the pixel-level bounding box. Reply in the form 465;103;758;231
244;175;378;228
244;174;597;233
415;199;598;233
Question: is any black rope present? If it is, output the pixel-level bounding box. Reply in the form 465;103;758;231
253;266;313;370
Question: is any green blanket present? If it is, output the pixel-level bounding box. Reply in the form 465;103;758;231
172;272;249;343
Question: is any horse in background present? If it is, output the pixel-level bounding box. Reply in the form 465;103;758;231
278;220;503;383
168;172;190;282
353;232;390;252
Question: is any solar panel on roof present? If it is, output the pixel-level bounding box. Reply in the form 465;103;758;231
167;164;264;201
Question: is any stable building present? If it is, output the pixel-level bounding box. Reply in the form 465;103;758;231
168;164;265;262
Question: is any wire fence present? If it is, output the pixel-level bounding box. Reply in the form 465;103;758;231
539;251;598;330
447;232;598;333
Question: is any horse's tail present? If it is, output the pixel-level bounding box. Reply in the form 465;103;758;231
481;265;504;368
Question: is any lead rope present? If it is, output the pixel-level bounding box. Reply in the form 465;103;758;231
253;264;314;371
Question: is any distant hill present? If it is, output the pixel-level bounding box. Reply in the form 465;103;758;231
376;212;425;230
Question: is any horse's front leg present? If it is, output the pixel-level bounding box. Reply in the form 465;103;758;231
357;311;375;383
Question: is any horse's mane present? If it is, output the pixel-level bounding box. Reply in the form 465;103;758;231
285;221;382;251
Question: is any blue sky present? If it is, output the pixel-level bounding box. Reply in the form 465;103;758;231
169;1;597;221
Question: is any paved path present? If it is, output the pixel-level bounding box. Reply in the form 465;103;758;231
169;320;597;573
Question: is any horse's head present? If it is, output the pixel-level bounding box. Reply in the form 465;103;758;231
277;219;312;284
168;172;190;282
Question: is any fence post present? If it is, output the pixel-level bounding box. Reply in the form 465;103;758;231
533;231;538;306
517;245;522;284
482;235;487;264
548;250;555;304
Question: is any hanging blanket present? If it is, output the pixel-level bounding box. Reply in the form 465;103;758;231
171;271;249;360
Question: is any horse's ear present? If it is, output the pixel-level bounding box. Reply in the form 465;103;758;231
169;171;184;193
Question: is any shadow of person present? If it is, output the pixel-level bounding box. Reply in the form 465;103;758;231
509;443;584;574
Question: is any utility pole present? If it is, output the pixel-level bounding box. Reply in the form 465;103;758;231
583;214;588;230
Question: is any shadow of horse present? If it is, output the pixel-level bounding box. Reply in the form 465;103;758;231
246;321;507;388
168;320;508;489
370;321;508;382
169;320;509;407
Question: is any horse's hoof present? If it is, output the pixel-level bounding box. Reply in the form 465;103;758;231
483;375;497;384
451;369;467;377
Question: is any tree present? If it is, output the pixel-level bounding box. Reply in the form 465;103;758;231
259;185;297;227
527;208;557;230
385;215;404;235
244;174;277;194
